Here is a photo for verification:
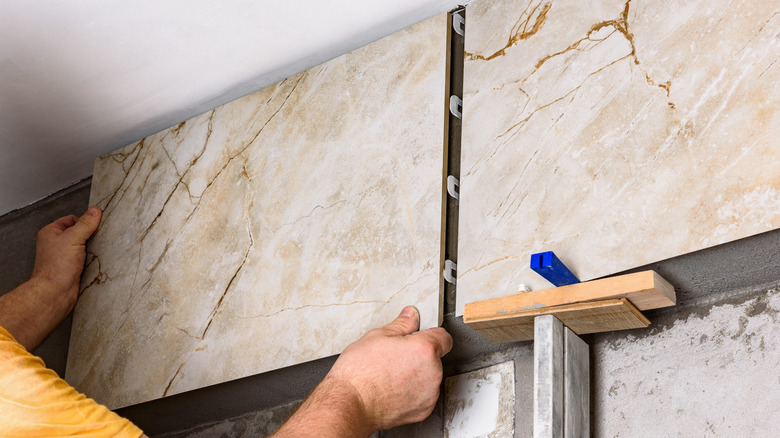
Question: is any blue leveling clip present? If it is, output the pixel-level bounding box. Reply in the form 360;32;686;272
530;251;580;287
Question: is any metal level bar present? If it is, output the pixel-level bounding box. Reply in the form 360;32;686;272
442;7;464;314
564;327;589;438
534;314;564;438
534;315;590;438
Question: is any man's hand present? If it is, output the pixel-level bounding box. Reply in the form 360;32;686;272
328;306;452;430
271;306;453;437
0;207;101;350
31;207;102;310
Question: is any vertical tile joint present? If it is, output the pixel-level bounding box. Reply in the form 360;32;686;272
442;7;464;316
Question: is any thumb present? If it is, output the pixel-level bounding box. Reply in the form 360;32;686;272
66;206;102;243
382;306;421;337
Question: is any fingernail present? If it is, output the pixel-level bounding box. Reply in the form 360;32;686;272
400;306;420;330
400;306;417;319
86;207;99;216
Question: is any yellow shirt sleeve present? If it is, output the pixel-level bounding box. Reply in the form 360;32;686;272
0;325;143;438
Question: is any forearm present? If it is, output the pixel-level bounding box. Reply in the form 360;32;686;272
0;277;75;351
270;376;374;438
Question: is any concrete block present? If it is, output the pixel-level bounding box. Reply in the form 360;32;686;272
444;360;516;437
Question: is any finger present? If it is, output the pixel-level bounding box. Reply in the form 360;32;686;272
416;327;453;357
48;215;79;231
64;207;102;243
381;306;421;337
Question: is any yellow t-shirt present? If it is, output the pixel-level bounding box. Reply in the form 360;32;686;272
0;326;143;438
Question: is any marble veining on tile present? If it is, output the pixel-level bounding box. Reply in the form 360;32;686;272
457;0;780;314
65;14;447;409
444;361;516;438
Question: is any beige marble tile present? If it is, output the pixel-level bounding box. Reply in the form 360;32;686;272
457;0;780;314
65;14;447;409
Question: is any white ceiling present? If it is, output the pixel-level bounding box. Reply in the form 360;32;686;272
0;0;468;216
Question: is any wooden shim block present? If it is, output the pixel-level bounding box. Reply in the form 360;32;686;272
467;299;650;343
464;270;674;321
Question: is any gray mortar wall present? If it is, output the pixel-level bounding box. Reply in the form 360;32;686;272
592;285;780;436
2;181;778;437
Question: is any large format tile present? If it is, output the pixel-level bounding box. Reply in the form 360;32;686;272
66;14;448;409
457;0;780;314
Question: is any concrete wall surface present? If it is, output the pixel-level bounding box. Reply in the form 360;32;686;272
155;401;299;438
592;285;780;437
1;181;778;437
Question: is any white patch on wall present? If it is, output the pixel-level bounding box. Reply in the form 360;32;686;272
444;361;516;437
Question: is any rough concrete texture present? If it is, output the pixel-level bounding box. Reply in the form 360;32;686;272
156;399;382;438
592;285;780;437
155;401;300;438
0;179;91;376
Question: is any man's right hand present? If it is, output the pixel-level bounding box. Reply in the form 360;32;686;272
327;306;452;430
271;306;453;437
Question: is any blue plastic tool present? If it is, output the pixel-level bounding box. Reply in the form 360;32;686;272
530;251;580;287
